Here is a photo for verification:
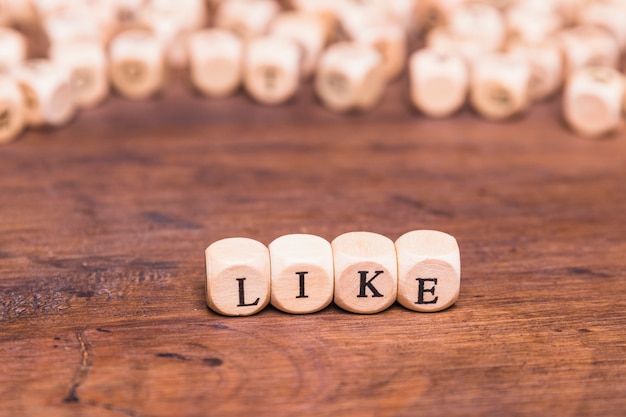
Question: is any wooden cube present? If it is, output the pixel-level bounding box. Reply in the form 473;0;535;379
0;28;27;76
51;41;109;109
112;0;145;25
578;0;626;51
14;59;76;127
448;3;506;51
188;29;243;98
243;36;301;105
289;0;347;41
505;6;562;45
1;0;39;29
137;0;208;69
425;27;490;68
140;0;207;32
558;25;620;76
350;0;418;33
557;0;586;25
417;0;466;30
563;66;624;137
205;237;270;316
43;7;107;48
338;2;389;40
395;230;461;312
269;234;334;314
375;0;419;33
409;48;468;117
332;231;397;314
109;30;165;100
0;77;26;144
352;23;407;81
506;39;562;102
269;12;327;79
315;42;386;113
470;54;531;120
214;0;279;40
31;0;72;18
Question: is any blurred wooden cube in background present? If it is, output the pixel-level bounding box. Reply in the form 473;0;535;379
409;48;468;117
315;42;386;113
244;35;301;105
14;59;76;127
109;30;165;100
563;66;625;137
188;28;243;98
51;41;109;109
470;54;531;120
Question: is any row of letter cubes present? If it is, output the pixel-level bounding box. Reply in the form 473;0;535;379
205;230;460;316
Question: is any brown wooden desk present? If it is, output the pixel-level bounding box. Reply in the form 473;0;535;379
1;77;625;416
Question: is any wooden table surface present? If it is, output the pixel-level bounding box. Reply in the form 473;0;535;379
1;76;625;417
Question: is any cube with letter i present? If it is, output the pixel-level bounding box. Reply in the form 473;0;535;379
269;234;334;314
395;230;461;312
205;237;270;316
332;232;398;314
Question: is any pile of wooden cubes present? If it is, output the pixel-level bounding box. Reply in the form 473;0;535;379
1;0;626;145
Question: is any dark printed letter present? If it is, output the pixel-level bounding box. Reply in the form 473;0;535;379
295;271;309;299
236;277;260;307
416;278;438;304
357;271;384;298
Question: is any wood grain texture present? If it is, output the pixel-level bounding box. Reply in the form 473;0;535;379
1;74;626;416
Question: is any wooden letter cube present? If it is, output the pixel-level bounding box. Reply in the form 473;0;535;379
215;0;279;40
51;41;109;109
315;42;386;113
269;234;334;314
395;230;461;312
137;0;208;70
409;48;468;117
244;36;301;105
269;11;327;79
43;8;105;49
505;6;562;45
447;3;506;52
558;26;620;76
332;231;397;314
425;27;491;69
0;77;26;144
0;28;27;76
188;29;243;98
470;54;531;120
563;66;624;137
352;23;407;81
15;59;76;127
205;237;270;316
109;30;165;100
578;0;626;51
505;39;562;102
